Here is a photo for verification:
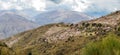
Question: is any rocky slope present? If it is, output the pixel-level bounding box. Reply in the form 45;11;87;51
0;41;15;55
87;10;120;26
4;10;120;55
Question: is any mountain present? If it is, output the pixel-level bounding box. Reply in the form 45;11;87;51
0;11;39;39
3;10;120;55
34;9;92;25
0;10;36;21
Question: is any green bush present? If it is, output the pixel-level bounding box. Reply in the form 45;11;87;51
82;33;120;55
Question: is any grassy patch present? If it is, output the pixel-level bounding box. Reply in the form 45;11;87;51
82;33;120;55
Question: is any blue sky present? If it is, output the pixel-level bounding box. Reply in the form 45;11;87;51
0;0;120;17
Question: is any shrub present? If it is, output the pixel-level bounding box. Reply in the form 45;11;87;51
0;42;7;47
82;23;90;27
82;33;120;55
97;23;102;27
92;23;97;26
116;26;120;36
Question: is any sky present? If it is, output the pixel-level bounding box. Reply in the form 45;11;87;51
0;0;120;17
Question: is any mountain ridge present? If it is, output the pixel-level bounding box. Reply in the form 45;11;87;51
34;9;92;25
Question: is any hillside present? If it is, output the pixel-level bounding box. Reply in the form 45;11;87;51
88;10;120;26
4;10;120;55
34;9;92;25
0;41;15;55
0;11;39;39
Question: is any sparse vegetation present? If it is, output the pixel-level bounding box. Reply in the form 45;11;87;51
0;42;14;55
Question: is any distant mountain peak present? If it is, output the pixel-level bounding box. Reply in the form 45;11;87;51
0;11;39;39
34;9;92;25
0;11;15;16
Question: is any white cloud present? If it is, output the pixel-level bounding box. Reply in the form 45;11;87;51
0;0;90;11
12;0;17;2
86;0;120;12
0;0;120;15
72;0;90;12
0;1;12;10
31;0;46;11
53;0;90;12
15;6;23;10
0;0;47;11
